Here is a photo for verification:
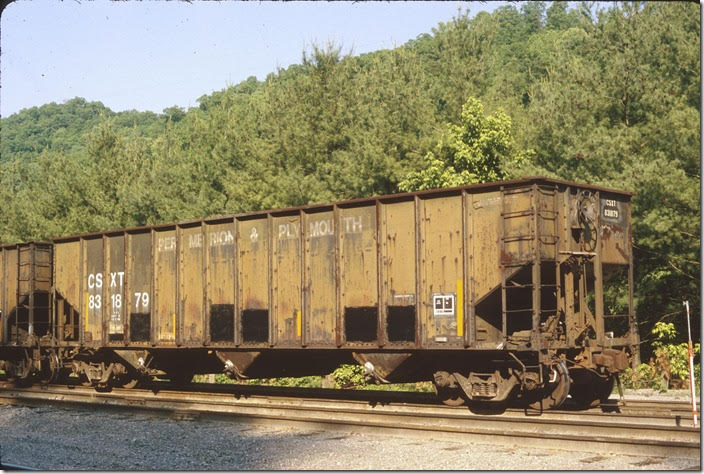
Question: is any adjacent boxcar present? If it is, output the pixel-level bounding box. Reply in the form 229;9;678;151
0;177;639;409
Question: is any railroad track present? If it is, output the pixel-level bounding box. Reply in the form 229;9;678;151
0;382;699;460
0;463;37;471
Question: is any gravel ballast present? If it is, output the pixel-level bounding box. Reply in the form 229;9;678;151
0;391;699;471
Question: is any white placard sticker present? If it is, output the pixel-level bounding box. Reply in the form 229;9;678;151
433;293;455;316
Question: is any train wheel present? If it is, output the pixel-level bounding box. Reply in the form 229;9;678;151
434;384;466;406
570;373;614;408
55;368;74;384
38;349;60;385
78;372;93;387
6;357;34;387
117;376;139;389
527;361;571;410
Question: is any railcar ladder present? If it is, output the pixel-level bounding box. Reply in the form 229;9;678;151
499;184;560;344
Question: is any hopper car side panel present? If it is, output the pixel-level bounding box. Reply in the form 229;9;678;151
106;234;126;344
180;224;206;345
380;200;418;346
273;214;303;346
5;178;636;355
206;221;237;345
0;177;638;409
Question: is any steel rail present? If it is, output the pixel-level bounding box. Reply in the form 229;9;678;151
0;384;699;460
173;381;702;419
0;463;38;471
0;379;698;419
1;379;697;418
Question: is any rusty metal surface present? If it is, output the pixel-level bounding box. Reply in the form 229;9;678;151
0;244;52;346
54;240;80;343
106;234;126;345
206;221;236;345
41;176;635;247
273;214;302;346
0;176;640;410
420;196;464;347
1;178;638;362
83;238;103;344
380;200;417;347
46;177;633;243
0;247;18;344
180;225;205;345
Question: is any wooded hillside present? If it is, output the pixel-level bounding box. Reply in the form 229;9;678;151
0;2;699;347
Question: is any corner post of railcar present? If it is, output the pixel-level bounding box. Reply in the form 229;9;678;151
1;248;6;347
530;183;542;353
593;190;605;348
552;186;563;348
28;243;35;338
1;248;5;347
498;185;507;341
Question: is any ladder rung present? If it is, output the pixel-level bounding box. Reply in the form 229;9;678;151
502;210;534;218
502;235;533;242
504;308;533;313
559;250;596;257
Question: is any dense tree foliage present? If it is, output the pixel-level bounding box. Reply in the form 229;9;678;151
0;2;699;349
399;97;531;190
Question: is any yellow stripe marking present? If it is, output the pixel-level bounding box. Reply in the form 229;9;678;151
296;310;302;338
456;280;463;337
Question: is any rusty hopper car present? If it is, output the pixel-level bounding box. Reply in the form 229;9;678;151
0;177;639;409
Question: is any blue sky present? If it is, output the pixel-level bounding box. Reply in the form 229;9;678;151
0;1;505;118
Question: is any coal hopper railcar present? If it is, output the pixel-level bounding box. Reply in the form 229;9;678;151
0;177;639;409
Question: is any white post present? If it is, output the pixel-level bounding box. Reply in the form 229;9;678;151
683;301;698;427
